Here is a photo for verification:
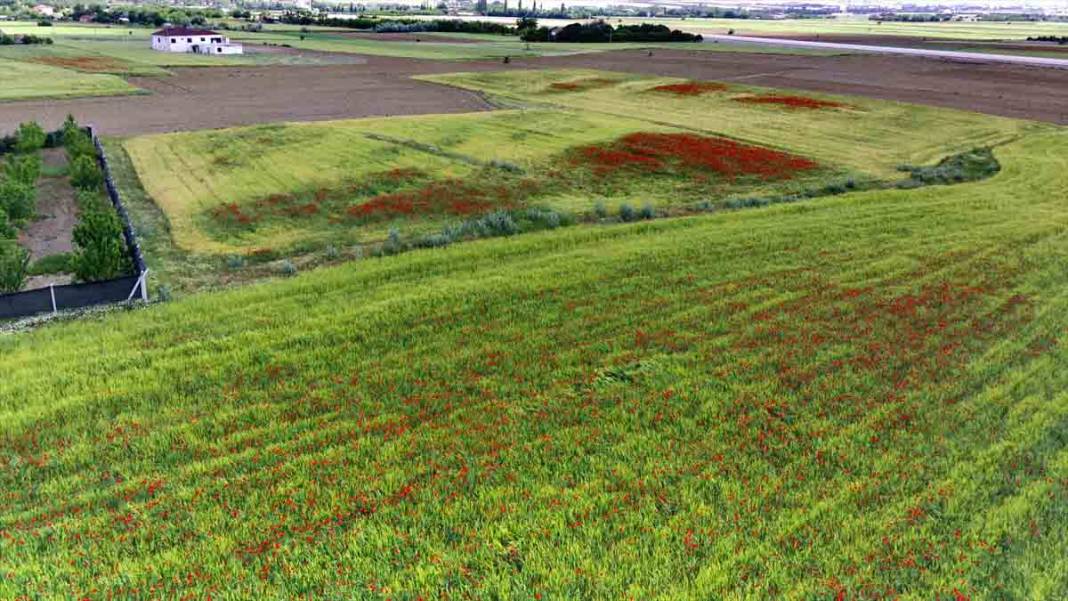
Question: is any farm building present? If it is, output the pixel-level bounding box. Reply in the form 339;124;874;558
150;27;243;55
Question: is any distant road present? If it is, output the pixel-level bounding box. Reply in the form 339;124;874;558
702;34;1068;69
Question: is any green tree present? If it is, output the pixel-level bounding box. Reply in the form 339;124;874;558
0;240;29;293
3;153;42;185
72;206;128;282
0;178;36;220
14;121;45;154
69;154;103;191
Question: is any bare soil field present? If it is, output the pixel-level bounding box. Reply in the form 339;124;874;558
0;49;1064;136
0;58;501;135
536;49;1068;124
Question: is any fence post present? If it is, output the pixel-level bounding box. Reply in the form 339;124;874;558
49;284;57;314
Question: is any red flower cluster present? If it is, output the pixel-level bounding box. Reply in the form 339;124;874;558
347;179;503;219
548;78;618;92
734;94;849;110
649;81;728;96
571;132;819;179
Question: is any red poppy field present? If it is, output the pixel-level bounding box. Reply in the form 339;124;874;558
200;130;830;245
734;94;851;110
2;128;1067;599
648;81;729;96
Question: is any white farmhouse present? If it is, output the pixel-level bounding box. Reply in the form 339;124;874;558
150;27;243;55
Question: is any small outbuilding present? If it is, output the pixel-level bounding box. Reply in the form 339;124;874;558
150;27;243;55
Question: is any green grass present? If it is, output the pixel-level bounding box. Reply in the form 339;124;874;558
121;69;1033;262
0;56;138;101
1;124;1066;598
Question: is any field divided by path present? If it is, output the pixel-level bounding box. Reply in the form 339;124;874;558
0;123;1066;598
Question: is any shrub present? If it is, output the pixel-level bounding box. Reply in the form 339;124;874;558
594;202;607;219
0;240;29;293
15;122;46;154
71;206;128;282
638;204;655;220
278;260;297;276
64;126;96;162
0;178;36;220
619;203;636;222
4;154;42;185
69;155;103;191
75;189;107;210
0;210;14;239
383;227;405;255
225;254;246;270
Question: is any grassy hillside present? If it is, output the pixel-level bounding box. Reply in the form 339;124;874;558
1;125;1066;598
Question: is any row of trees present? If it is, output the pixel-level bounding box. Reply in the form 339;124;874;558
519;21;702;43
69;4;222;27
0;122;44;293
0;119;130;294
272;12;516;35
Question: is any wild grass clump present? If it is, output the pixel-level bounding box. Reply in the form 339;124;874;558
899;148;999;185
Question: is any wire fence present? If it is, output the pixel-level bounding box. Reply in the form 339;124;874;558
0;126;148;320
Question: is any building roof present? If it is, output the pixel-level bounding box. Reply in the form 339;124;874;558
152;27;219;37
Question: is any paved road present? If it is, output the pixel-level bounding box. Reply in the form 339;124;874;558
703;34;1068;69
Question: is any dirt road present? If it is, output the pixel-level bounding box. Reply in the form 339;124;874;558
701;34;1068;69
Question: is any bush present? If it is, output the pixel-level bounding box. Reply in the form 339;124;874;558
0;240;29;293
278;260;297;276
638;204;655;220
64;124;96;162
619;203;636;222
225;254;246;270
15;122;46;154
69;155;103;191
0;178;36;220
4;154;42;185
0;210;14;239
71;206;129;282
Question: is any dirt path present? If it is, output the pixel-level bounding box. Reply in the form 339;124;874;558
0;49;1065;136
18;148;78;262
701;34;1068;69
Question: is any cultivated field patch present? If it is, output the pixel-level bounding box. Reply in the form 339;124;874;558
425;69;1035;179
125;107;844;256
0;57;137;101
